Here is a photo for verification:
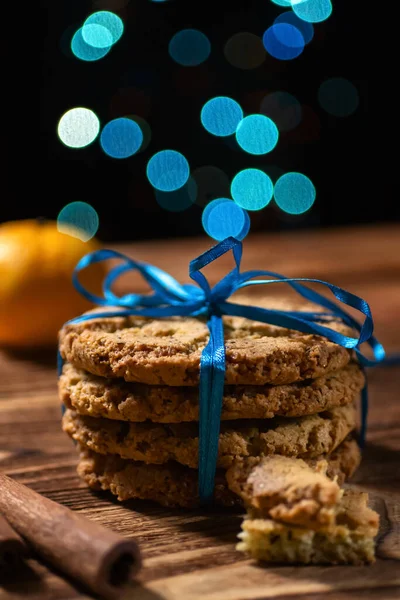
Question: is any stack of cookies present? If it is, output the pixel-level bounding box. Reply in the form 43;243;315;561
59;296;365;511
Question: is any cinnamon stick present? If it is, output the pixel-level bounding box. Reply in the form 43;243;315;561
0;512;28;568
0;473;141;598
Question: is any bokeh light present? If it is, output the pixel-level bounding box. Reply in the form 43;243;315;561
57;202;99;241
263;24;305;61
100;118;143;159
201;97;243;137
81;24;113;49
235;114;279;155
202;199;250;241
169;29;211;66
224;32;266;70
318;78;359;117
269;0;292;5
292;0;333;24
125;115;152;152
231;169;274;211
274;172;316;214
71;27;111;61
260;91;302;132
147;150;190;192
58;107;100;149
83;11;124;45
274;11;314;45
155;178;197;212
191;166;230;207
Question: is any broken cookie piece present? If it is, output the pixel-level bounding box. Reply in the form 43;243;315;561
237;490;379;565
226;455;341;529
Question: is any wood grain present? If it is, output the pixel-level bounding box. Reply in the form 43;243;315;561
1;225;400;600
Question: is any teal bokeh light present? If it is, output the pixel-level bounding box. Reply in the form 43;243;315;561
201;97;243;137
231;169;274;211
236;115;279;155
81;24;113;49
147;150;190;192
57;201;99;242
318;78;359;117
71;28;111;61
202;199;250;241
100;118;143;159
169;29;211;66
274;172;316;214
292;0;333;24
83;11;124;45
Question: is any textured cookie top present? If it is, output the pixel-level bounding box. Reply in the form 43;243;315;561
77;436;360;509
240;489;379;538
226;455;341;528
60;362;364;423
59;296;354;386
63;403;356;470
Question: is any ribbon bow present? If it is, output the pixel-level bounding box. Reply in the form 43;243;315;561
61;237;387;502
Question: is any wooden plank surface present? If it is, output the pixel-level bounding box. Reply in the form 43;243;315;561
1;224;400;600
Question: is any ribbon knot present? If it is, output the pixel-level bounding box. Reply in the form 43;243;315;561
61;237;392;503
201;300;218;317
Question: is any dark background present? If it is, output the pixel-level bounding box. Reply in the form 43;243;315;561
6;0;387;241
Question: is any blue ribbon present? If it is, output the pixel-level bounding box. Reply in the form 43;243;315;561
59;237;393;503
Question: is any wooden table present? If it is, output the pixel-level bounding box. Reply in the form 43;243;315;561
1;224;400;600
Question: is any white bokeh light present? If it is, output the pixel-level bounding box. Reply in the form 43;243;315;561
57;107;100;149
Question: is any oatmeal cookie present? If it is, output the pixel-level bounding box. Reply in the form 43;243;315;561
59;296;354;386
60;362;364;423
64;404;356;469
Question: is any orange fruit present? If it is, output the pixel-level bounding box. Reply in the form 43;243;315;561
0;219;105;348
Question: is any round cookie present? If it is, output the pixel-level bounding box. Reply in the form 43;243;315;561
76;437;361;508
63;404;356;470
60;362;364;423
59;296;354;386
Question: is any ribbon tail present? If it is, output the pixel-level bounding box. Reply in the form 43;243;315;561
198;314;226;503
